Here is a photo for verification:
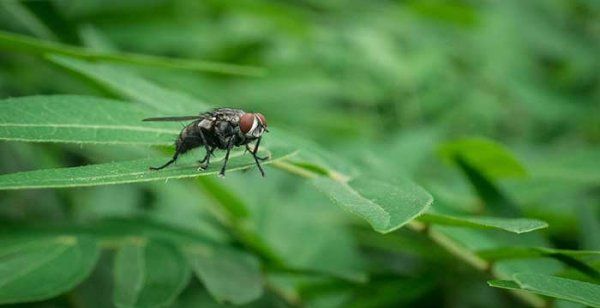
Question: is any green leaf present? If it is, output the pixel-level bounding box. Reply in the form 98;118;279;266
184;244;263;305
0;236;99;304
455;154;521;217
487;279;522;291
0;95;178;145
0;0;57;40
312;177;433;233
479;247;600;280
478;247;600;261
48;55;208;113
0;30;265;76
438;137;527;179
197;177;250;219
0;145;295;190
268;129;357;179
114;239;191;308
509;274;600;307
419;213;548;233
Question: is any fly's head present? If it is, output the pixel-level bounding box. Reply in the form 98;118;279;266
240;112;268;138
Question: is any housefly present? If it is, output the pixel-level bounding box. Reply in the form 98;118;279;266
143;108;269;177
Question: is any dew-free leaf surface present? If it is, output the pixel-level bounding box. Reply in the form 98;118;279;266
114;240;190;308
0;145;294;190
0;95;177;145
0;30;265;76
48;55;207;113
313;177;433;233
490;274;600;307
439;138;527;179
184;244;263;305
479;246;600;279
0;236;99;304
419;213;548;234
478;247;600;260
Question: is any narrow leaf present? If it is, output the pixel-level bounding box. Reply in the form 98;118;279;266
419;213;548;233
48;55;208;113
313;177;433;233
0;30;265;76
478;247;600;260
197;177;250;219
185;245;263;305
0;236;99;304
0;145;295;190
0;95;178;145
479;247;600;280
513;273;600;307
455;156;521;217
114;240;190;308
487;280;522;291
439;138;527;179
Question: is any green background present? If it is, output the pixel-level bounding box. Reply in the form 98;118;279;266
0;0;598;307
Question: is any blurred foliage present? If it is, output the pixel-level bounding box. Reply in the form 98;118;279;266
0;0;598;307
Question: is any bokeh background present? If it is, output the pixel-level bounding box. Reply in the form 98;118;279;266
0;0;598;307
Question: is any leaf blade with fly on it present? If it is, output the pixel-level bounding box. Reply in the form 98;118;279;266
0;95;178;145
0;144;295;190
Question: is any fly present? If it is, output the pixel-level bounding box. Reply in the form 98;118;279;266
143;108;269;177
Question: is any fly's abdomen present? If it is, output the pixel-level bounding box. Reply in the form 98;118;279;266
175;124;204;154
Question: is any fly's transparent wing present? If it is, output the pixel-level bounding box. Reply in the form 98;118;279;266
142;116;200;122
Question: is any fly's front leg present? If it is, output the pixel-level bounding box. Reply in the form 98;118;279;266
219;137;234;177
250;137;269;161
246;143;265;177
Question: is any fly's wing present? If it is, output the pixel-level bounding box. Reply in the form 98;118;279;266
142;116;200;122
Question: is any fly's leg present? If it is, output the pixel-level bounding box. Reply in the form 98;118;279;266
219;137;234;177
246;143;266;177
198;147;214;170
197;129;214;170
150;152;179;170
245;137;267;176
250;137;269;161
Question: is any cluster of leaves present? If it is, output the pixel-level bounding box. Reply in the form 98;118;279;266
0;1;598;308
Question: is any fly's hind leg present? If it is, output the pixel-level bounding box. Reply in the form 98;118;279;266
150;152;179;171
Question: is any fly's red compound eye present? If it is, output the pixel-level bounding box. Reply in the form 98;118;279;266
239;113;255;134
256;113;267;127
